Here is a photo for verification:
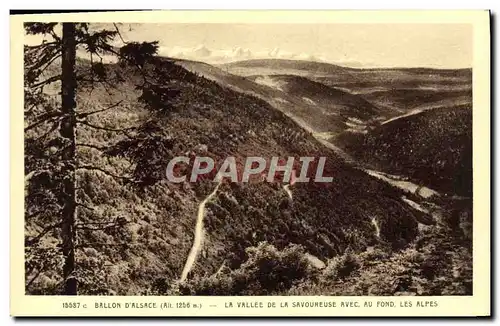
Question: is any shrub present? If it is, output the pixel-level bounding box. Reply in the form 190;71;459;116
237;242;310;294
180;242;311;295
322;251;361;280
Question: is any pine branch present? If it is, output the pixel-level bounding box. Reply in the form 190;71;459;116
106;47;151;85
77;220;116;226
37;52;62;76
30;74;62;89
25;47;61;78
113;23;128;45
25;221;63;246
75;224;118;231
49;29;61;42
25;207;60;220
77;165;134;182
76;242;130;249
77;120;136;137
76;202;95;211
77;100;124;119
24;23;58;36
24;41;58;50
24;111;61;132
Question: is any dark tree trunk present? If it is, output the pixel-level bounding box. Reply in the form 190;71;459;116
60;23;77;295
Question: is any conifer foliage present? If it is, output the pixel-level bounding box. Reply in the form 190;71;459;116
24;22;176;295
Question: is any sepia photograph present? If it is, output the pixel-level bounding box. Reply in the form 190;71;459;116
10;10;491;317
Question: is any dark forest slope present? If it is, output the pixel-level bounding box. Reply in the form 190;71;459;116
179;59;390;134
25;57;471;296
337;105;472;197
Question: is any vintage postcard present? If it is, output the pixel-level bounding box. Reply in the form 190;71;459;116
10;10;490;317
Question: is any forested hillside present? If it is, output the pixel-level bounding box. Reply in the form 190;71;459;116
24;26;472;296
337;105;473;197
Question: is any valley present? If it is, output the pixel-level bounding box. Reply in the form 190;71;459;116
25;53;473;296
175;58;473;295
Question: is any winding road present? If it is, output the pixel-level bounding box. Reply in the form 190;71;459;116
179;181;221;283
371;218;381;238
283;184;293;200
177;108;446;281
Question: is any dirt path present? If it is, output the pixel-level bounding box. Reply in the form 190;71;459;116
371;218;381;238
179;182;221;283
283;184;293;200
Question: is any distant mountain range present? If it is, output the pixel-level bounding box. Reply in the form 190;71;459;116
157;45;373;67
181;58;473;196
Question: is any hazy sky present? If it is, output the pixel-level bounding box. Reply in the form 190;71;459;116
25;23;472;68
114;23;472;68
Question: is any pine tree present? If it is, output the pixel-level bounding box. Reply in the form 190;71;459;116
59;22;78;295
24;22;176;295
